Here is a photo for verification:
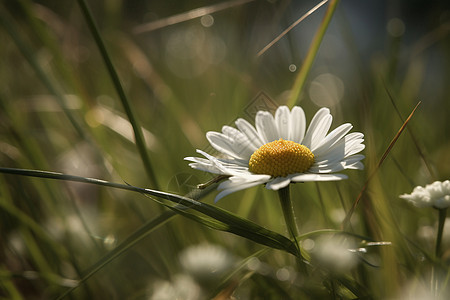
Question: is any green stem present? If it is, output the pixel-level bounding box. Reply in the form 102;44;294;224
435;208;447;258
430;208;447;298
278;186;307;273
287;0;340;107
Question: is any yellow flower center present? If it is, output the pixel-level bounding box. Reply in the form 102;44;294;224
248;139;314;177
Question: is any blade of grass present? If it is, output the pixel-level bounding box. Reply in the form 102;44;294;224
0;267;24;300
55;182;217;299
0;6;86;141
134;0;255;33
0;179;69;259
257;0;328;57
287;0;340;107
342;101;421;229
16;0;89;104
383;82;437;180
0;167;297;254
0;168;298;260
162;196;298;255
0;4;117;193
55;210;176;299
76;0;159;189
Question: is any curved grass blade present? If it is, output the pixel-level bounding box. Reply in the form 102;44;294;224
160;197;298;256
0;167;298;298
0;167;297;256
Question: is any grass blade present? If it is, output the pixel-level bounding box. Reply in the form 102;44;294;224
257;0;328;57
55;211;176;299
0;6;86;140
76;0;159;189
287;0;340;107
0;167;298;266
342;101;422;229
134;0;255;33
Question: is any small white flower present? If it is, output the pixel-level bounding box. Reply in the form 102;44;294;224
400;180;450;209
149;274;202;300
185;106;365;201
179;244;234;284
311;236;358;273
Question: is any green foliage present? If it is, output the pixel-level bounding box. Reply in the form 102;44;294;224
1;0;449;299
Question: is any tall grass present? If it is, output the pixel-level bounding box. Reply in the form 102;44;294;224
1;0;449;299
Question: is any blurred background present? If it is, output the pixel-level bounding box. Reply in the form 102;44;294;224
1;0;449;299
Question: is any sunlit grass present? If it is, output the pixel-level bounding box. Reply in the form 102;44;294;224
1;0;449;299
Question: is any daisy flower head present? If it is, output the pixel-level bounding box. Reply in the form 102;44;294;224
400;180;450;209
185;106;365;202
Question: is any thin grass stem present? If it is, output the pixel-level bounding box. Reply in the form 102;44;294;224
76;0;159;189
287;0;340;107
257;0;329;57
342;101;421;229
0;7;86;140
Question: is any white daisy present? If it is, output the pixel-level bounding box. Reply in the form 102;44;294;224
400;180;450;209
185;106;365;202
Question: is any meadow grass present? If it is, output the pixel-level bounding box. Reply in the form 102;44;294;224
1;0;449;299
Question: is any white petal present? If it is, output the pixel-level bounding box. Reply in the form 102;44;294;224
315;147;345;165
345;142;365;158
207;129;254;160
345;161;364;170
443;180;450;193
312;153;365;173
215;179;268;202
184;156;210;164
275;106;290;140
310;116;333;149
206;131;240;158
221;126;257;160
216;157;249;168
313;155;365;172
195;150;238;175
187;163;224;174
309;162;345;173
312;123;353;153
291;173;348;182
235;118;264;148
185;156;227;175
315;132;364;163
342;154;365;165
289;106;306;143
265;176;292;190
345;132;364;141
303;108;332;149
226;174;271;184
255;111;279;143
186;155;247;169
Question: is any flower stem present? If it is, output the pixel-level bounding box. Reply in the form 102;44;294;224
278;186;307;273
435;208;447;258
